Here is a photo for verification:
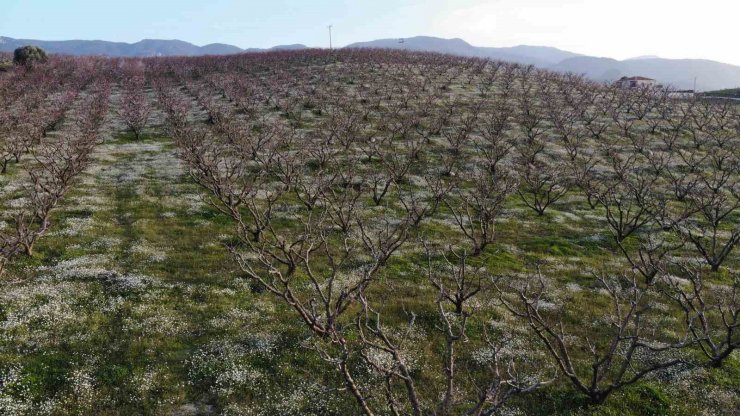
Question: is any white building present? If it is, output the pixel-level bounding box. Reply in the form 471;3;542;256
667;90;696;99
614;76;657;89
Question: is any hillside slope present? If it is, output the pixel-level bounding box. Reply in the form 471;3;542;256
3;34;740;90
347;36;740;91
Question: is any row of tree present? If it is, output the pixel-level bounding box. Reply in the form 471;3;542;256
0;57;111;272
146;50;737;413
0;48;736;413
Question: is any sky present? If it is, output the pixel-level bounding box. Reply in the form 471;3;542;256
1;0;739;65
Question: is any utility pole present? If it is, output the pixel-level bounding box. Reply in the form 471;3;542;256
327;25;333;50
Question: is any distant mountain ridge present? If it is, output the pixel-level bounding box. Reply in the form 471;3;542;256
346;36;740;91
550;56;740;91
346;36;582;67
2;35;740;90
0;36;306;57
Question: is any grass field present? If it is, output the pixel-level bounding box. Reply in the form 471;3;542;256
0;50;738;415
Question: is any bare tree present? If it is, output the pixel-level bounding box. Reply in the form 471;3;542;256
444;170;517;255
515;156;570;216
118;72;151;139
661;263;739;368
499;268;690;405
673;187;740;272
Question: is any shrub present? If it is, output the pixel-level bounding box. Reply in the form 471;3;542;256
13;45;48;67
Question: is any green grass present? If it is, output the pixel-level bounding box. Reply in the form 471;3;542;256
0;76;737;415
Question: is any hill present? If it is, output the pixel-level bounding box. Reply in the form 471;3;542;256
703;87;740;98
551;56;740;91
0;36;307;57
347;36;740;91
0;48;736;416
3;34;740;90
346;36;581;66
